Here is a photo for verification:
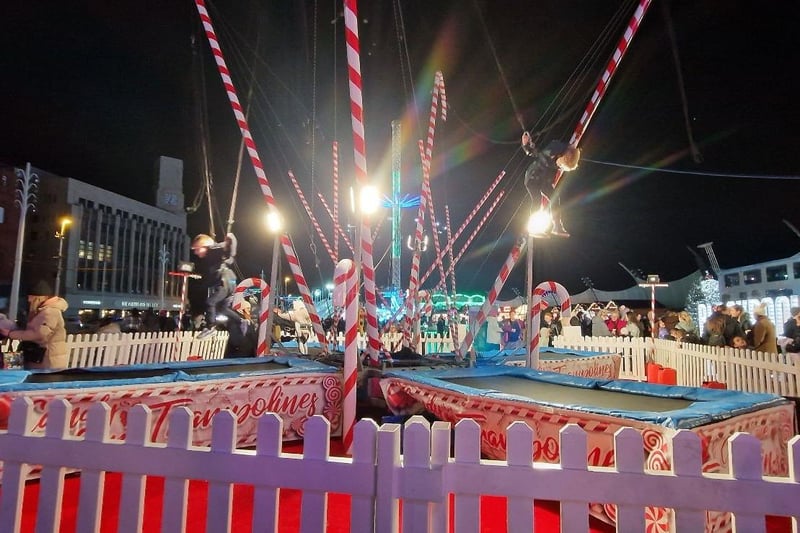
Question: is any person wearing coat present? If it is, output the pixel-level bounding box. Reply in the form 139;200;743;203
0;296;69;370
751;304;778;354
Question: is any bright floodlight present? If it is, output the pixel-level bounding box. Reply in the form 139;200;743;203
359;185;380;215
527;210;552;235
264;210;283;233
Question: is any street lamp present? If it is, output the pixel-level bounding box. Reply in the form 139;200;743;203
264;210;283;351
353;184;381;362
8;163;38;322
284;276;291;297
54;217;72;298
526;210;552;369
158;243;169;310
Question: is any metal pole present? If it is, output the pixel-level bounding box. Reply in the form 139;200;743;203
264;234;281;351
158;243;169;310
526;233;534;367
651;285;656;340
55;233;65;297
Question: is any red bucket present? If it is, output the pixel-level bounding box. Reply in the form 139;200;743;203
658;367;677;385
646;362;663;383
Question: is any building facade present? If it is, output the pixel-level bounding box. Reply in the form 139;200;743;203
0;157;189;321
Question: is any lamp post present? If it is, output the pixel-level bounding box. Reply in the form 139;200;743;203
638;274;669;339
526;210;553;369
8;163;39;322
354;184;380;361
54;217;72;297
264;210;283;351
158;243;169;310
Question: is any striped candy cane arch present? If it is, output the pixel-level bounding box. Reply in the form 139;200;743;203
334;259;357;453
528;281;571;369
232;277;270;356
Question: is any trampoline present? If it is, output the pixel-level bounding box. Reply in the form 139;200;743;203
0;356;342;453
380;366;796;531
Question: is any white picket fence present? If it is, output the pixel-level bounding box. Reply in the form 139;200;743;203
0;398;798;532
555;336;800;397
4;331;229;368
7;330;800;398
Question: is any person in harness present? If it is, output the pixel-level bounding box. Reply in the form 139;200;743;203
521;131;581;237
191;232;239;339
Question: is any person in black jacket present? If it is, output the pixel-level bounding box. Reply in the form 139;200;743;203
191;232;239;338
521;131;581;237
783;307;800;352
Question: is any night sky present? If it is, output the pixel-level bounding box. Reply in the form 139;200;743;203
2;1;799;299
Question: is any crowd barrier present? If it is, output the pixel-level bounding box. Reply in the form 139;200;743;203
0;400;797;532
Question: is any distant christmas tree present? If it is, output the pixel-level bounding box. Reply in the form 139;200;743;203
684;271;720;326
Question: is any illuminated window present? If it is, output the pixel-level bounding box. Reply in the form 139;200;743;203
723;273;740;287
766;265;788;282
743;269;762;284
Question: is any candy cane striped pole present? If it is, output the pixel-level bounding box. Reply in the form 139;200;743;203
288;170;336;264
421;73;448;289
280;234;329;351
418;141;448;289
457;238;526;358
423;71;447;170
444;205;457;297
195;0;277;209
332;142;340;261
334;259;357;453
344;0;381;362
317;192;355;254
553;0;652;189
232;277;270;356
528;281;571;368
419;171;506;286
194;1;328;352
439;190;505;286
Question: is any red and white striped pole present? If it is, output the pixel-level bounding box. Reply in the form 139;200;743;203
457;238;526;358
344;0;381;362
332;142;340;261
444;205;457;297
194;0;328;352
317;192;355;254
403;142;430;346
528;282;571;368
280;234;329;351
288;170;336;264
419;171;506;286
232;277;270;356
421;73;448;290
334;259;357;453
195;0;277;210
418;141;448;289
553;0;652;189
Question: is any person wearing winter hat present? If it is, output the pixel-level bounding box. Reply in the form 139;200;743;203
751;304;777;353
191;232;239;339
0;295;69;369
